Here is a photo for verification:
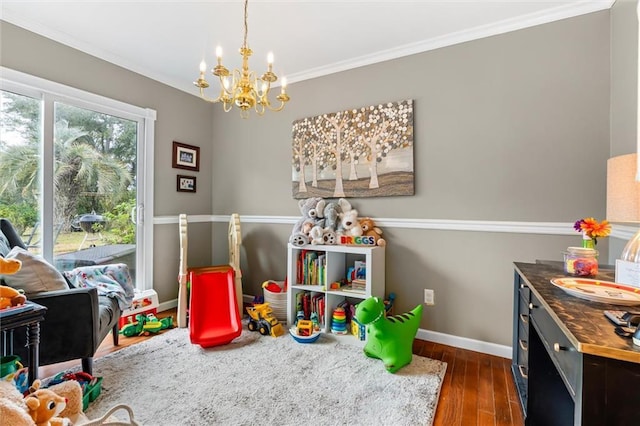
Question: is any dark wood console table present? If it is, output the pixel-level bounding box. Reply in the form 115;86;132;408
1;302;47;384
512;262;640;425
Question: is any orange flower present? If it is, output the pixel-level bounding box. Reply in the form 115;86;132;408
579;217;611;239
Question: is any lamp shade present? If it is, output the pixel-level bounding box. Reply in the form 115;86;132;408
607;153;640;223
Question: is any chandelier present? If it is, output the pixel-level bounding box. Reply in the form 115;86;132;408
193;0;290;118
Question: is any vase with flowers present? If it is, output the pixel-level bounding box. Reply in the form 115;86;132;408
574;217;611;248
564;218;611;277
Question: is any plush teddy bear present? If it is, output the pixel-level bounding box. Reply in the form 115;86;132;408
289;197;324;246
322;228;337;245
335;199;361;237
0;285;27;310
25;380;70;426
338;208;362;237
359;217;386;247
0;256;22;275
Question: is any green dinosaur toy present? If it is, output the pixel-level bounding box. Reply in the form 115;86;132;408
355;296;423;373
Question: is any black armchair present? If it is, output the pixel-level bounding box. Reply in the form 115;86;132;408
0;219;121;375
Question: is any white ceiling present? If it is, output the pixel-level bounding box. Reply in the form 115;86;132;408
1;1;614;97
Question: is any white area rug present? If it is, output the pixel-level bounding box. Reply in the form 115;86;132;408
81;327;447;425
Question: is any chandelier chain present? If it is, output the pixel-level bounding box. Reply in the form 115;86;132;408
243;0;249;49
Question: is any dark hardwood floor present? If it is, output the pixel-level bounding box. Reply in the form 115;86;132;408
413;339;524;426
40;309;524;426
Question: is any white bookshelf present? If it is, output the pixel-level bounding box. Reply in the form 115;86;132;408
286;243;385;341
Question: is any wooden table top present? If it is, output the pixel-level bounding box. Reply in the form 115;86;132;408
514;261;640;364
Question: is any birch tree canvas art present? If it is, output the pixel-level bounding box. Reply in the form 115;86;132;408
292;99;414;198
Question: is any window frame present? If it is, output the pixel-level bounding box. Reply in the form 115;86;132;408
0;67;157;291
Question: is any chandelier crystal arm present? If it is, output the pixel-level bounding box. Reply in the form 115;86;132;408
192;0;289;118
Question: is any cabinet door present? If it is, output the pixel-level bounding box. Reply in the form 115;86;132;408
512;271;530;415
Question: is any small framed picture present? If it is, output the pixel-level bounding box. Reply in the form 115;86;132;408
177;175;197;193
172;141;200;171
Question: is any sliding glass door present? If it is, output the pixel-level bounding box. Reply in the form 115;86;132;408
51;101;139;280
0;70;155;290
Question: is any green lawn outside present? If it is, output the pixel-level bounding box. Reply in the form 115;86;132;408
21;228;120;255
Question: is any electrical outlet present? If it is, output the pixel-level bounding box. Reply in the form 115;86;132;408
424;289;435;305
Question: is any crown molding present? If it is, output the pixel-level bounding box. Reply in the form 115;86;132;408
286;0;615;84
2;1;615;95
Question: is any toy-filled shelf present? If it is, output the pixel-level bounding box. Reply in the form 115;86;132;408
286;243;385;342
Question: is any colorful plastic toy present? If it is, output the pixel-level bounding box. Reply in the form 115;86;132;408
119;313;173;337
246;303;284;337
119;314;146;337
142;313;173;335
289;320;322;343
331;307;348;334
262;280;282;293
310;312;320;331
384;292;396;316
355;296;423;373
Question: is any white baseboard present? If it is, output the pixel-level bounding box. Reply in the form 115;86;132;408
416;328;512;359
158;298;512;359
158;299;177;313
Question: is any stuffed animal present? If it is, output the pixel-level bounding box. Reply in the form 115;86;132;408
309;225;325;245
335;199;362;237
1;378;97;426
359;217;386;247
316;199;343;233
0;285;27;310
289;197;324;246
355;297;423;373
0;380;34;425
48;381;84;424
322;228;337;245
338;198;353;219
0;256;22;275
337;208;362;237
25;380;69;426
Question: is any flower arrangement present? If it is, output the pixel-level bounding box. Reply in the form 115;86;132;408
573;217;611;246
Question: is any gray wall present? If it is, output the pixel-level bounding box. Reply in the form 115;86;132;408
211;11;612;347
610;0;640;263
611;0;638;157
2;7;634;348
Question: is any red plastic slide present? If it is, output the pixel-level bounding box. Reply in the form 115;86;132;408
188;265;242;347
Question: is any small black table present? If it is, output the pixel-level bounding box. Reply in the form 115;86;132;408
1;302;47;384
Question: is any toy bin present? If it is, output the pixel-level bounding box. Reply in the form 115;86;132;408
83;377;103;411
263;281;287;322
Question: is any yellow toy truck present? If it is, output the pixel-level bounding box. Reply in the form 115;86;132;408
246;303;284;337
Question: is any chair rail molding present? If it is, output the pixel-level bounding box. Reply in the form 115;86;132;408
153;215;636;239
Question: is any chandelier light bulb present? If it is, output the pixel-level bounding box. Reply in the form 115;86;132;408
193;0;289;117
281;77;287;93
